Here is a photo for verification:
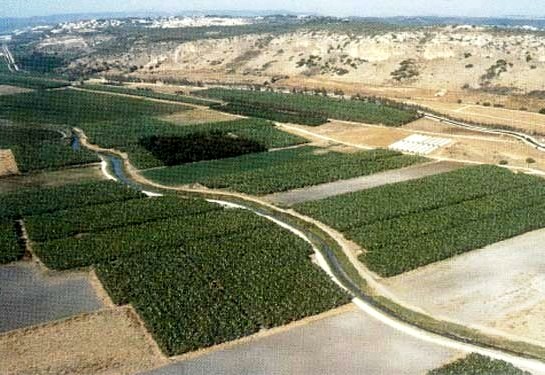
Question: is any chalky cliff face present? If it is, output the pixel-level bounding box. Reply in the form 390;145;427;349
27;22;545;93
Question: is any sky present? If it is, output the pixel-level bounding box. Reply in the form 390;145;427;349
3;0;545;18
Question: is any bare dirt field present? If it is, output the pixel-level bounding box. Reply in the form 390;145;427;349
0;85;32;96
0;149;19;177
0;306;165;375
264;160;464;206
0;262;103;333
162;108;236;125
409;99;545;135
0;165;103;194
281;119;545;172
383;228;545;346
143;306;461;375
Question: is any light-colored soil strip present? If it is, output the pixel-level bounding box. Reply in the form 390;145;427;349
264;160;464;206
0;307;166;375
88;269;115;309
0;149;19;177
0;85;32;96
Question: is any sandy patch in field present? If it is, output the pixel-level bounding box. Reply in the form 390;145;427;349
0;149;18;177
383;228;545;345
431;135;545;171
0;85;32;96
162;108;237;125
0;165;103;194
403;118;508;139
0;307;165;375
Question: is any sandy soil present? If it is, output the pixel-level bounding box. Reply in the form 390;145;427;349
162;108;236;125
0;149;18;177
0;85;32;96
0;165;103;194
143;307;461;375
410;99;545;135
383;228;545;346
431;134;545;171
264;160;464;206
0;307;165;375
280;119;545;172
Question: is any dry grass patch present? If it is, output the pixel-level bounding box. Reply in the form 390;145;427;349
0;307;165;375
0;149;19;177
163;108;237;125
0;85;32;96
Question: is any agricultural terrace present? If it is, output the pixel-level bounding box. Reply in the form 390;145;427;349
0;89;307;169
143;146;425;195
0;73;70;89
26;194;348;356
0;180;143;264
295;165;545;277
83;84;218;106
428;354;530;375
195;88;420;126
0;124;99;172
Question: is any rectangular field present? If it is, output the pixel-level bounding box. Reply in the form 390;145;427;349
142;146;425;195
0;73;70;89
196;88;420;126
294;165;545;276
29;195;348;356
0;180;144;220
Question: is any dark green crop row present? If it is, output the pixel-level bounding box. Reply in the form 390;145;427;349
34;209;270;270
31;196;348;356
97;229;348;355
295;165;535;231
0;181;144;220
0;73;70;89
209;101;329;126
25;196;221;242
195;88;420;126
0;89;186;127
0;221;22;264
428;353;530;375
82;84;217;106
295;165;545;276
143;146;425;195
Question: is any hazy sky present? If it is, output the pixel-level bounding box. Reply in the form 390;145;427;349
3;0;545;18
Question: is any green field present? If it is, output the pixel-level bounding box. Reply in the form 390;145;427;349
295;165;545;276
0;73;70;89
0;125;99;172
0;180;141;264
0;221;22;264
82;116;307;169
195;88;420;126
0;180;144;220
27;193;348;356
143;146;425;194
25;195;219;242
0;89;186;126
428;354;530;375
0;89;306;169
83;84;217;106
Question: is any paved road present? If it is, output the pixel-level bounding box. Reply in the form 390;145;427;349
264;161;464;206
